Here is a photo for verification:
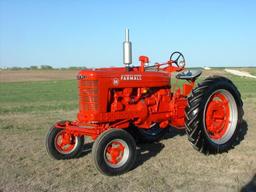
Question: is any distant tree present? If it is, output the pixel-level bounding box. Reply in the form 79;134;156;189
30;65;38;70
40;65;53;69
68;66;79;70
10;66;22;70
63;66;87;70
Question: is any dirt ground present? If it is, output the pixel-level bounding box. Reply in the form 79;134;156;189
0;70;78;82
0;69;256;192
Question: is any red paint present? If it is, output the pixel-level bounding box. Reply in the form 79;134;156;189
105;141;125;165
54;130;76;153
139;56;149;72
205;92;230;139
55;56;195;140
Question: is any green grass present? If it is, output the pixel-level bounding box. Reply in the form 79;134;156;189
0;75;255;115
0;72;255;192
245;68;256;76
228;76;256;99
0;80;78;114
200;75;256;99
173;75;256;99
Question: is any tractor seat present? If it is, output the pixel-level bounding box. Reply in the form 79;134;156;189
176;69;202;80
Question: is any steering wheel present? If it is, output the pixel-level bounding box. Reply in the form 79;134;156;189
170;51;186;69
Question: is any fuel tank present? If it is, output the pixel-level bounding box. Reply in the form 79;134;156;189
77;67;170;88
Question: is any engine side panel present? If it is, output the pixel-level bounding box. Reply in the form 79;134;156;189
77;67;187;129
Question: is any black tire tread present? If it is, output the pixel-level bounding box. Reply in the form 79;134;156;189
185;76;244;154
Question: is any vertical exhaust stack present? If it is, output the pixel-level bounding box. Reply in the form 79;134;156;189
123;28;132;67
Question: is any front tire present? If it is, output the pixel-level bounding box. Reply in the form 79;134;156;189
46;126;84;160
92;129;137;176
185;76;244;154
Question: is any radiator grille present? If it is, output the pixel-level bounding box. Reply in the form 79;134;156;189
79;80;98;112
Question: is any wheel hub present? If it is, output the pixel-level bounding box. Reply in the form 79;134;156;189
105;141;125;165
54;130;77;154
205;92;230;140
104;139;129;168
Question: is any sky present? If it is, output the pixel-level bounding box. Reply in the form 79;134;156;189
0;0;256;68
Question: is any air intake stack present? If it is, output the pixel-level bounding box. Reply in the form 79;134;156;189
123;28;132;67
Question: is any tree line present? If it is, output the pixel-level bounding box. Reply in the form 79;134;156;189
0;65;87;70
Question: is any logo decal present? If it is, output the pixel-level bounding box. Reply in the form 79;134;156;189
121;74;142;81
113;78;119;86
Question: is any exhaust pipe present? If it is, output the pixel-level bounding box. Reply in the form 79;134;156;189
123;28;132;66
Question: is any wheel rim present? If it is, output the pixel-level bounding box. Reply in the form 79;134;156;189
203;89;238;144
140;123;162;136
54;130;78;154
103;139;129;168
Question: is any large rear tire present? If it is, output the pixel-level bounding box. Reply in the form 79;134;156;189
185;76;244;154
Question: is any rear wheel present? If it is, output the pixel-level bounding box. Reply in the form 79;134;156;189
46;125;84;160
131;123;168;143
185;76;244;154
92;129;137;176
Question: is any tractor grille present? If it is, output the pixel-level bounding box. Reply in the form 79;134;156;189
79;80;98;112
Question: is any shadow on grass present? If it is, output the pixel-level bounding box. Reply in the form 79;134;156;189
132;127;186;169
132;142;165;169
164;127;186;140
77;126;186;162
241;174;256;192
78;142;93;158
77;119;247;170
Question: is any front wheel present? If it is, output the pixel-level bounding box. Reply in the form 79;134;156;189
92;129;137;176
185;76;244;154
45;126;84;160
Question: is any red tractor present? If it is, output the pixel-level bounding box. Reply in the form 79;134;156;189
46;29;244;176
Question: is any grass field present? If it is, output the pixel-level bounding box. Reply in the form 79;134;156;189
0;69;256;192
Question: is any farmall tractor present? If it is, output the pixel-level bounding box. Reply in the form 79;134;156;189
46;29;244;176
